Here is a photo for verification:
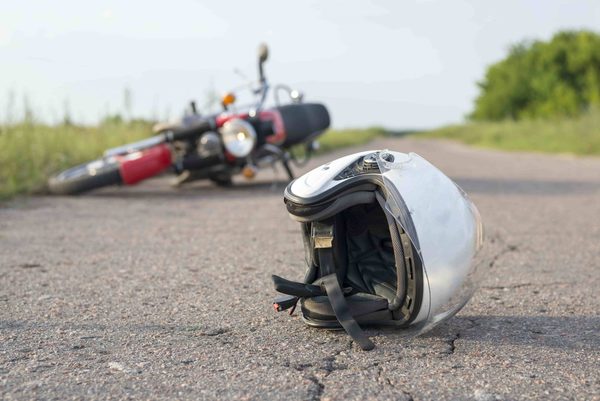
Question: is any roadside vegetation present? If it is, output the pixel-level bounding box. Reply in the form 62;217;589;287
0;118;151;199
470;30;600;121
423;30;600;157
421;107;600;156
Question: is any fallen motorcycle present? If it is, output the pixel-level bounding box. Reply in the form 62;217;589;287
48;44;330;195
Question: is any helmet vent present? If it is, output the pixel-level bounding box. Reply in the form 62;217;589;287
361;153;380;173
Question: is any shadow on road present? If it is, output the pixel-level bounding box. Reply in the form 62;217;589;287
416;314;600;350
85;179;290;200
454;177;600;196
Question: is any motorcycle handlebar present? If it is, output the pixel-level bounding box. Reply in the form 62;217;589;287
166;119;214;142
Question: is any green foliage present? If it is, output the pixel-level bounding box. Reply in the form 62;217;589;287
0;121;151;199
422;108;600;155
471;30;600;121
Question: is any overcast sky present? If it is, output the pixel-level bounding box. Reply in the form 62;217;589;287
1;0;599;128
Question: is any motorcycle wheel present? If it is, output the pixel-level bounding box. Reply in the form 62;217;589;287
48;158;122;195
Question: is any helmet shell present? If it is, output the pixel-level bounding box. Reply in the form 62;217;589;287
375;151;484;330
285;150;485;334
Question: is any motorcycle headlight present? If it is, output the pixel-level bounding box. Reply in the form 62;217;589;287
220;119;257;158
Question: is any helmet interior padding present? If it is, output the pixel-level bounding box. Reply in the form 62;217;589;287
342;203;398;302
296;195;421;330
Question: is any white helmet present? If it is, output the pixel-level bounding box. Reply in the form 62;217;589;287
272;150;485;350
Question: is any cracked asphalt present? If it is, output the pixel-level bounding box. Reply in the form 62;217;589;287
1;137;599;400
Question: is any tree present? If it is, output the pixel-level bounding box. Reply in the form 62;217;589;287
470;30;600;121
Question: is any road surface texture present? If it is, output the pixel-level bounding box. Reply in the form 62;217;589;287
1;137;599;401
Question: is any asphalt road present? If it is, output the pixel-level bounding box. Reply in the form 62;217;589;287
1;137;599;401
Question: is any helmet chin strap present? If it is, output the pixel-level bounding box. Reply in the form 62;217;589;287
313;222;375;351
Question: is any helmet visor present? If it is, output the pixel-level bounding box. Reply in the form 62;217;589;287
376;151;486;335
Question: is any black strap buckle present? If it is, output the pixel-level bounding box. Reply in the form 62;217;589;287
273;295;298;315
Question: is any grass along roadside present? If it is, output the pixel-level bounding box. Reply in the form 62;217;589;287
313;127;387;154
0;121;151;199
0;124;387;200
420;108;600;156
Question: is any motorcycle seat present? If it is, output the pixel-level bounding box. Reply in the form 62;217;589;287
277;103;331;147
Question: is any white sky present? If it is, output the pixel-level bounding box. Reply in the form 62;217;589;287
1;0;599;128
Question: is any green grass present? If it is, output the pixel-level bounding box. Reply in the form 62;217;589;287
0;123;386;200
0;120;151;199
316;127;387;153
420;108;600;156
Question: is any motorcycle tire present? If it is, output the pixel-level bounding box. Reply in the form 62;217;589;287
48;158;122;195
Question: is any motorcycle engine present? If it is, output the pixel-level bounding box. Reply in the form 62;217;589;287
197;132;222;157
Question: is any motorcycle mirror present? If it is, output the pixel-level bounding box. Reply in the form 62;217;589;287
258;43;269;63
189;100;198;115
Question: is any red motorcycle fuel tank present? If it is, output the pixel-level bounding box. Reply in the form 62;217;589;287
117;144;172;185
